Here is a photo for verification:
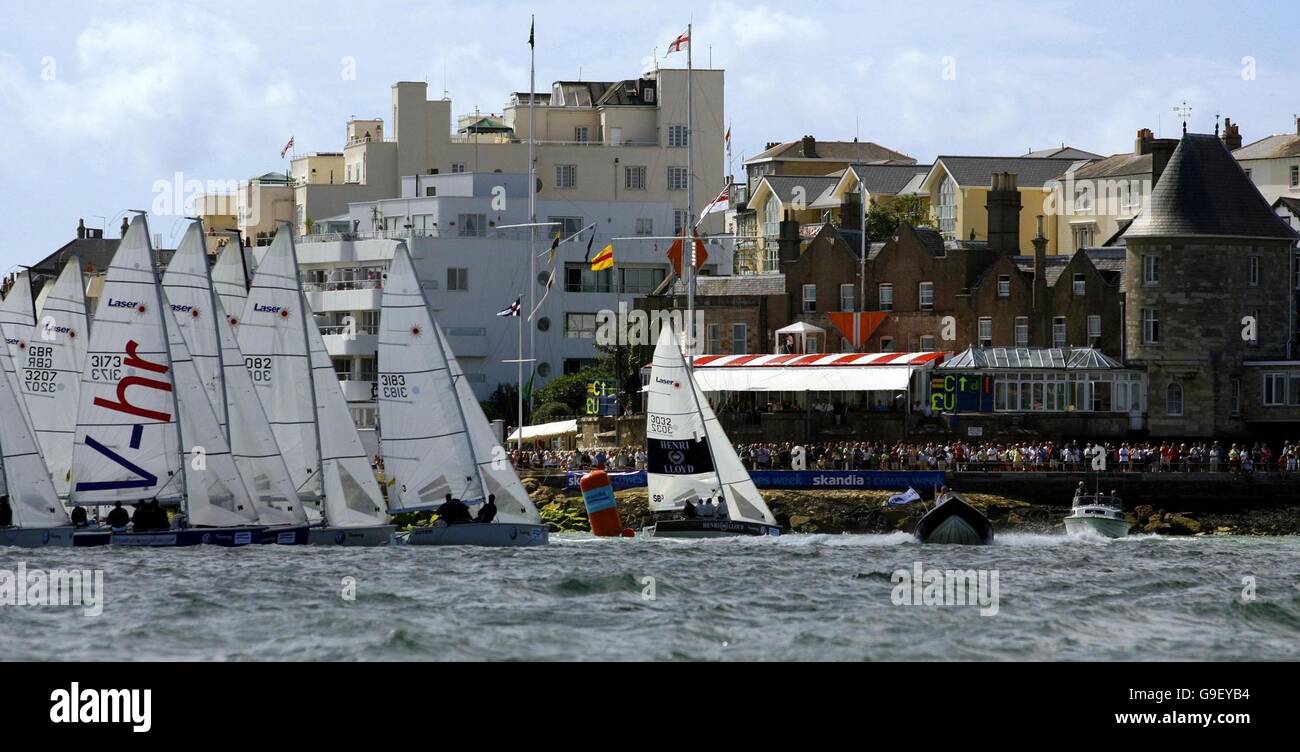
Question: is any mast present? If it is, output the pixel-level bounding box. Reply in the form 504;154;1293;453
289;224;327;522
685;21;695;357
528;15;537;371
146;213;189;511
196;219;234;441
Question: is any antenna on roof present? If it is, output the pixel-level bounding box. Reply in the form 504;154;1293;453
1173;101;1192;134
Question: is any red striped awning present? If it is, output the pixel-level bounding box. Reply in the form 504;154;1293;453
691;352;946;368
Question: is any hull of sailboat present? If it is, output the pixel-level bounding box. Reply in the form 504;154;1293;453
253;524;311;545
400;523;549;547
110;526;264;547
307;524;396;546
0;526;79;548
914;495;994;545
647;519;782;538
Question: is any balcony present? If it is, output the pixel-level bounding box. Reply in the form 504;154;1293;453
305;280;383;312
321;327;378;356
337;379;377;402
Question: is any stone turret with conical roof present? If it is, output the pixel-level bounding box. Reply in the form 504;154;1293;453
1123;133;1300;437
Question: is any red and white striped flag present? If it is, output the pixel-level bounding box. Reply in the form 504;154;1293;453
667;30;690;54
280;136;294;159
699;186;729;220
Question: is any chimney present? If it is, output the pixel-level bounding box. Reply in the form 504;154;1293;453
1032;215;1050;346
985;172;1022;255
1295;116;1299;136
120;217;129;238
1148;137;1179;187
800;135;818;158
1134;128;1154;155
77;218;87;240
777;212;801;265
841;188;862;231
1221;118;1242;150
765;141;779;151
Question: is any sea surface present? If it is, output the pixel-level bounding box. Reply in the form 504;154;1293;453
3;533;1299;661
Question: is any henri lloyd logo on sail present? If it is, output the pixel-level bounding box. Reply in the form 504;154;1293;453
647;438;714;475
76;339;173;493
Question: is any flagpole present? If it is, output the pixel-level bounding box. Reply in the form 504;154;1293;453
685;21;695;359
528;16;537;376
858;176;866;352
517;307;523;452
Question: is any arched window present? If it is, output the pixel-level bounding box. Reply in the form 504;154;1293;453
1166;383;1183;416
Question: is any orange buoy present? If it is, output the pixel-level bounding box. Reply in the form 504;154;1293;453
578;469;623;537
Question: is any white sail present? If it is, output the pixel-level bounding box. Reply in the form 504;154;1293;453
645;324;776;526
211;239;249;320
71;216;183;505
0;270;37;434
378;246;539;524
236;228;319;499
306;293;387;526
161;223;224;429
163;289;260;527
0;333;67;528
18;257;89;498
215;295;304;524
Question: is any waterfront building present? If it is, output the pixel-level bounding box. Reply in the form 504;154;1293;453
1233;116;1300;206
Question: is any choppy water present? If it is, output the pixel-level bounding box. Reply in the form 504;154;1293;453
3;533;1299;661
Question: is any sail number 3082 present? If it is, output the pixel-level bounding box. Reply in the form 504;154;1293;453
379;373;407;399
245;356;273;383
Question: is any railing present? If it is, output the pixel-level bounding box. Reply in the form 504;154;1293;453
302;279;384;293
345;137;397;147
298;229;442;243
319;324;379;336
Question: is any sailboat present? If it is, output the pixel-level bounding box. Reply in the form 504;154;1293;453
238;226;393;545
69;214;266;547
0;318;105;547
644;324;781;538
162;221;311;544
379;244;547;547
18;256;90;499
0;270;38;497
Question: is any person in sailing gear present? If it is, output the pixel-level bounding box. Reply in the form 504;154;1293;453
699;497;716;519
475;494;498;524
70;506;88;527
436;493;473;525
132;500;161;531
682;499;697;519
715;496;729;520
1074;481;1086;498
0;496;11;527
105;501;131;531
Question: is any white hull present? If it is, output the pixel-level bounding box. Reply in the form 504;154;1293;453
0;527;78;548
1064;515;1131;539
400;523;549;547
307;524;396;546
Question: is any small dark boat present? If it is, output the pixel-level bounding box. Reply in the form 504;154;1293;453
914;493;994;545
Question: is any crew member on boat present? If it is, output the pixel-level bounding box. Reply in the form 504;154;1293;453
1075;481;1086;498
475;494;497;524
437;494;473;525
105;501;131;531
682;499;697;519
70;506;88;527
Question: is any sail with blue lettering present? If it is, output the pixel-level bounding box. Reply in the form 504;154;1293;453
0;335;67;528
0;270;37;434
18;257;89;498
645;324;775;526
70;215;183;505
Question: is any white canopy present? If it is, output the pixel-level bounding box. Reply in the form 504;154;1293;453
507;418;579;442
775;321;826;335
689;352;945;393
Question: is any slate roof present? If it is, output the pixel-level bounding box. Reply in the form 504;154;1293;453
659;274;788;297
748;140;915;164
1125;134;1300;240
1023;146;1104;160
1070;152;1152;180
1009;247;1126;288
1275;197;1300;216
849;163;933;195
1233;132;1300;160
760;176;841;207
934;156;1087;189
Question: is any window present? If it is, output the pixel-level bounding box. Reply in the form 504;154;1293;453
1014;316;1029;347
1249;256;1260;286
425;186;436;197
446;268;468;291
668;124;689;148
919;335;936;351
1263;374;1288;406
673;209;689;234
880;337;895;352
731;323;747;354
574;126;589;143
706;324;720;355
565;264;612;293
936;176;957;238
564;313;598;339
624;166;647;191
1087;315;1101;346
1142;307;1159;344
878;283;893;311
451;163;466;174
1142;254;1159;286
563;358;598;375
806;336;819;352
1053;316;1067;347
620;267;665;294
332;358;351;381
555;164;577;189
997;275;1010;298
635;217;653;236
548;216;583;236
1231;378;1241;416
357;357;378;383
1074;184;1093;213
1290;376;1300;406
667;166;688;191
457;213;486;237
1166;383;1183;416
802;284;817;313
1291;165;1299;188
918;281;934;310
840;284;855;312
1072;273;1086;296
978;317;993;346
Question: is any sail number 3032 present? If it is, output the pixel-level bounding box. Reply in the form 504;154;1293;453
648;415;673;436
379;373;408;399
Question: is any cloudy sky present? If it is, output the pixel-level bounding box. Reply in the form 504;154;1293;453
0;0;1295;269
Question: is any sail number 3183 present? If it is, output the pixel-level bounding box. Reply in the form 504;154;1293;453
379;373;408;399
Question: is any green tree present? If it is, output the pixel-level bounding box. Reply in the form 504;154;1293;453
532;367;604;414
864;195;935;242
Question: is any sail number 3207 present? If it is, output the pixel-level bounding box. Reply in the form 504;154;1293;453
379;373;407;399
